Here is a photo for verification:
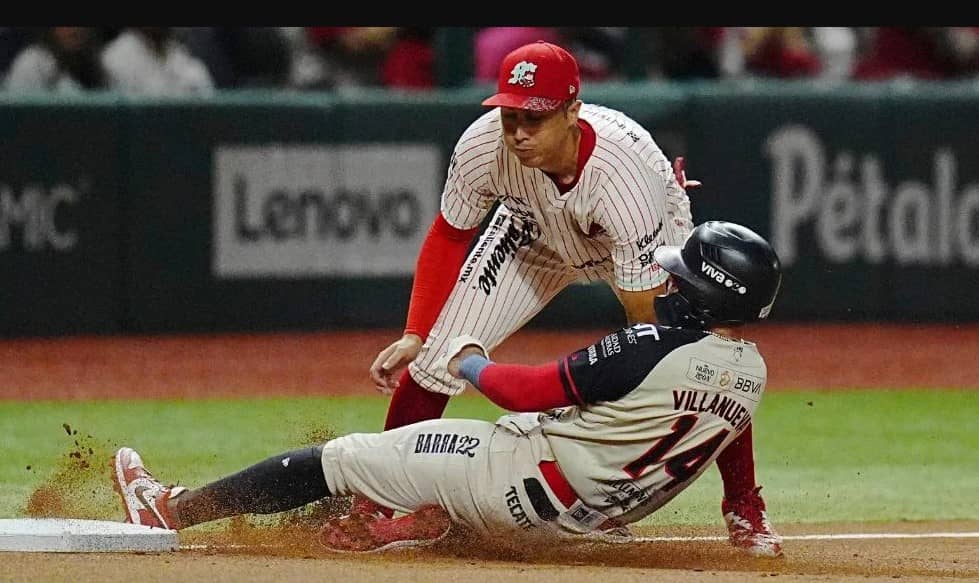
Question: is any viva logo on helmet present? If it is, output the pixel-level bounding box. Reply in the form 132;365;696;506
508;61;537;87
701;261;747;295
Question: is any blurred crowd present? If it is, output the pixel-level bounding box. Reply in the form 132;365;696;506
2;27;979;96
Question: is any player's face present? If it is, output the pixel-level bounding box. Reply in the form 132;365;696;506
499;104;577;169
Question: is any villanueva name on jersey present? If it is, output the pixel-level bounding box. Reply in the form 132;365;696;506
672;390;753;431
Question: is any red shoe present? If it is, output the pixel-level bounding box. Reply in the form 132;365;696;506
319;505;451;553
722;486;783;558
112;447;185;530
351;494;394;519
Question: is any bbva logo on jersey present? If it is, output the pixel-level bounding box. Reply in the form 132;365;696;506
686;358;763;403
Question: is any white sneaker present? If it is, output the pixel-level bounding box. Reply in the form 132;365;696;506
722;486;784;558
112;447;185;530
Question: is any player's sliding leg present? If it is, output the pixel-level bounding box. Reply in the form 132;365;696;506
113;445;329;530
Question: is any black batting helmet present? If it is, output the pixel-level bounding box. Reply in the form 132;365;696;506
652;221;782;329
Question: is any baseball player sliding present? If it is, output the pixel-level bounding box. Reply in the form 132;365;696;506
341;41;781;555
112;221;783;557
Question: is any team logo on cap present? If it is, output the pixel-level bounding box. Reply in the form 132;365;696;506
508;61;537;87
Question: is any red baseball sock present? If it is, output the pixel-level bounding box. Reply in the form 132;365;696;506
349;371;449;518
384;369;450;430
716;424;758;500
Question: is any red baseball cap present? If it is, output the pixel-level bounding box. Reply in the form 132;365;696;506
482;41;580;112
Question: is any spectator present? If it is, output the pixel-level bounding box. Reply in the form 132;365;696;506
742;27;822;78
303;27;399;89
278;27;328;89
643;27;724;80
716;27;748;78
473;27;560;83
557;27;627;80
101;27;213;96
946;27;979;76
177;27;292;89
4;27;106;93
854;27;979;80
0;27;33;80
810;27;858;81
380;27;435;90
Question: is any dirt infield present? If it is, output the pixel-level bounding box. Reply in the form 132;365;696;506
3;323;979;400
1;520;977;582
2;323;977;581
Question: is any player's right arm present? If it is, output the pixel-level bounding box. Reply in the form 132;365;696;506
369;115;500;392
369;214;479;392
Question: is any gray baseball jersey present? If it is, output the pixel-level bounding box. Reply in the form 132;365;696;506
542;324;767;528
410;104;694;396
323;324;766;537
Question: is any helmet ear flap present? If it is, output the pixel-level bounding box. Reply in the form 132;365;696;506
654;289;711;329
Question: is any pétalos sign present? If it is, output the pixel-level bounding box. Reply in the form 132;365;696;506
767;125;979;267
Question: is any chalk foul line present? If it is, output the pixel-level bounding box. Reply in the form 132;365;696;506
182;531;979;551
632;532;979;542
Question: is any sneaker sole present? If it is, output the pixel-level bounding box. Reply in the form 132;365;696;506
730;539;784;558
321;526;450;554
743;546;784;559
111;450;139;525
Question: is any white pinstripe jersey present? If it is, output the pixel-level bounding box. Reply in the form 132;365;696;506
441;104;694;291
542;324;767;526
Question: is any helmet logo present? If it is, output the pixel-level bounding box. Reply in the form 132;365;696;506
701;261;747;295
508;61;537;87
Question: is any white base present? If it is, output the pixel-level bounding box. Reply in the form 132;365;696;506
0;518;178;552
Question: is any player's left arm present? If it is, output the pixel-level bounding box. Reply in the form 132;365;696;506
596;154;694;325
447;326;705;410
596;184;672;324
618;285;665;325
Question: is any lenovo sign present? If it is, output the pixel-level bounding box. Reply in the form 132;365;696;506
214;145;440;277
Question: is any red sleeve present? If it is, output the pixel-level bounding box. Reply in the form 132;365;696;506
475;362;574;412
403;213;479;339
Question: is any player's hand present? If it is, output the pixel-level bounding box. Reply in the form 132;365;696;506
370;334;423;395
439;335;488;379
447;345;488;379
673;157;702;191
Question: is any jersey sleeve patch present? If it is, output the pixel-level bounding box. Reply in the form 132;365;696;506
562;324;708;405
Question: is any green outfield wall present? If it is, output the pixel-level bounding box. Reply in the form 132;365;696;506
1;81;977;336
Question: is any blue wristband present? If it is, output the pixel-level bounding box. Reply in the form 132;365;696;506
458;354;492;389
